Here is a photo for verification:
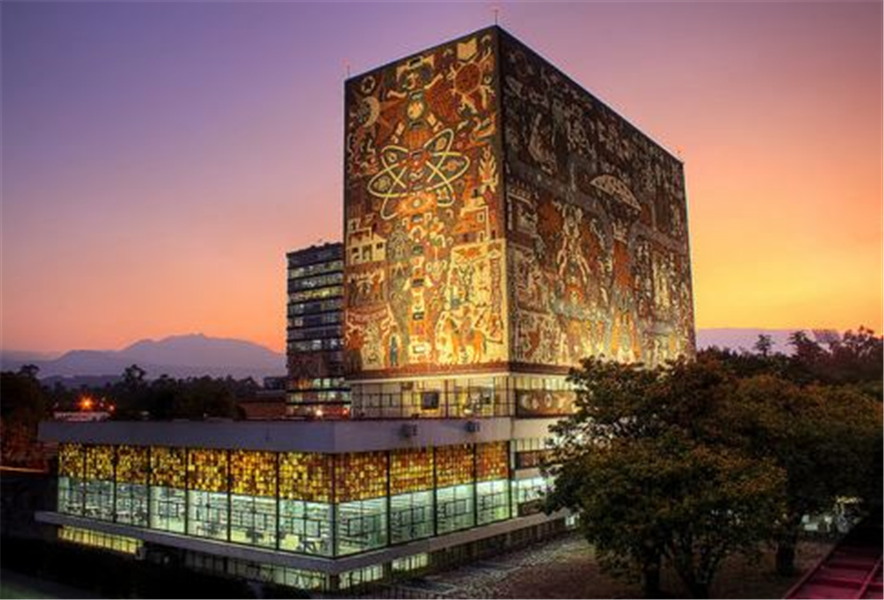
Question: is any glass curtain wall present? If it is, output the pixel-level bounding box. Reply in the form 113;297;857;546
230;450;277;548
476;442;511;524
187;449;229;541
58;442;85;515
150;446;187;533
84;445;114;521
56;440;530;560
435;445;475;534
278;452;333;556
389;448;434;544
115;445;149;526
335;452;388;555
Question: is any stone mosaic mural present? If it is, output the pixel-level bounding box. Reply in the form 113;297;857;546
344;27;695;378
344;31;508;376
500;31;695;368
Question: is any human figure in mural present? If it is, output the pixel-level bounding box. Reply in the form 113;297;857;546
388;328;400;368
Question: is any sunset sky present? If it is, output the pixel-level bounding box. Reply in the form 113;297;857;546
2;1;881;354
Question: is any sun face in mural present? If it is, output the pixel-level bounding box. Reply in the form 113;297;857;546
447;37;495;116
369;128;470;219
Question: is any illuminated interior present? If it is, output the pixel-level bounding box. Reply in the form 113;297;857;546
56;441;542;559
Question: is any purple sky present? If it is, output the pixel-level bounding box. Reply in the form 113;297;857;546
2;1;881;353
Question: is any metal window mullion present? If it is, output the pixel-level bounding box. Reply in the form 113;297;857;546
275;451;281;551
472;444;479;527
112;445;118;523
226;449;232;542
385;451;392;547
506;440;513;520
146;446;152;528
81;445;87;515
330;454;337;558
184;448;190;535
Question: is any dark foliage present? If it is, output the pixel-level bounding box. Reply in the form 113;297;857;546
546;326;882;597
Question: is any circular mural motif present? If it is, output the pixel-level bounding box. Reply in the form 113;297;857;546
368;128;470;215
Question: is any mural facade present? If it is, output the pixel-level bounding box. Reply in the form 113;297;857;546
345;31;508;377
500;31;695;369
345;27;695;381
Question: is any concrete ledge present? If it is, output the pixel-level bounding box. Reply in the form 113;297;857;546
38;419;519;453
36;510;568;575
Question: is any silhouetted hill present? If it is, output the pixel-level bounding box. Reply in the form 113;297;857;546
0;334;285;381
696;328;838;354
120;334;282;370
2;329;840;382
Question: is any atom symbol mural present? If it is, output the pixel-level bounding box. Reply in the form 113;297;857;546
368;128;470;218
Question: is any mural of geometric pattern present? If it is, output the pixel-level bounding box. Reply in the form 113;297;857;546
344;31;507;378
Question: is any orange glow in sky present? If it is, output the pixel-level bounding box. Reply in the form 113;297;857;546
1;2;881;354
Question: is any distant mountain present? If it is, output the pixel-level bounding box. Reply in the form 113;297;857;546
696;328;839;354
2;329;839;382
120;334;282;371
0;349;60;364
1;334;285;382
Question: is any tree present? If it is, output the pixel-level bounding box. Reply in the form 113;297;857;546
725;375;882;574
546;360;665;597
547;357;786;598
753;334;774;358
0;371;50;467
175;377;236;420
123;364;147;389
18;364;40;379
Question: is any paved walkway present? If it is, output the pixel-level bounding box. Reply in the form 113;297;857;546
428;535;590;598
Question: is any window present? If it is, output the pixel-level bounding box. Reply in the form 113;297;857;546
336;497;387;555
230;495;276;548
59;527;141;555
437;483;475;534
392;553;429;573
390;491;433;544
477;480;510;524
57;445;86;513
84;479;114;521
278;500;332;556
84;445;114;521
150;486;186;533
421;391;439;410
115;483;149;526
339;564;384;590
512;477;549;517
116;445;148;525
58;476;84;515
187;490;229;541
